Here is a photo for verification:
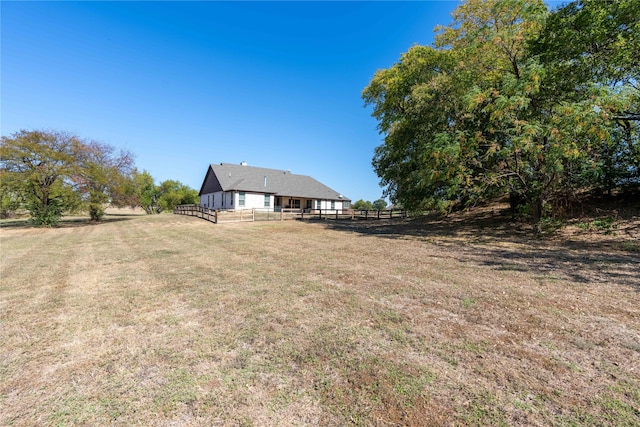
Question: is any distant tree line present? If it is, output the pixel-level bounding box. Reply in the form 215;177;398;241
123;170;199;215
0;129;198;226
363;0;639;226
352;199;388;211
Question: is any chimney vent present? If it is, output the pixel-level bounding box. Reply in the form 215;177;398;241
240;161;247;166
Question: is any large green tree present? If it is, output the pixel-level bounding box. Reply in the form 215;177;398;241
531;0;640;193
363;0;638;224
1;129;137;224
0;130;82;225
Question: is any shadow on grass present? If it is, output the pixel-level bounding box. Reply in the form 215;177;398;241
0;213;138;229
323;208;528;241
323;210;640;291
460;242;640;290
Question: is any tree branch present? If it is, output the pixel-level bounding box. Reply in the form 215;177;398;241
613;112;640;122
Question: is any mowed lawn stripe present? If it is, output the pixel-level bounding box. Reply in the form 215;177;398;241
1;212;639;426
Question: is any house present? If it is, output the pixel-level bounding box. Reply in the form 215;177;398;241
198;162;351;212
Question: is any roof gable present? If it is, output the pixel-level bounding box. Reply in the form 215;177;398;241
198;165;223;196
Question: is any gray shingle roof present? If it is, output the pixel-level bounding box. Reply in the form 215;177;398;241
204;163;349;201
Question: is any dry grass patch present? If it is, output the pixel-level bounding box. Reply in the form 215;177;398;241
1;209;639;426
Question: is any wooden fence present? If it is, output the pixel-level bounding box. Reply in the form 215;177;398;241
173;205;217;223
174;205;407;224
297;209;408;221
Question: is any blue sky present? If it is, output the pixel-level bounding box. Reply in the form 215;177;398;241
2;1;464;202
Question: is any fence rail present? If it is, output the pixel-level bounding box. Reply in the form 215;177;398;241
173;205;217;223
174;205;407;224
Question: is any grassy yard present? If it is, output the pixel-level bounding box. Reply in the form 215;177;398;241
1;209;639;426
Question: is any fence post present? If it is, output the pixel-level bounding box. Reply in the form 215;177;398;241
252;209;255;222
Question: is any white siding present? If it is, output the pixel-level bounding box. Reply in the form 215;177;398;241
314;200;347;213
202;192;346;212
200;191;228;210
233;192;272;210
202;191;273;211
245;193;269;209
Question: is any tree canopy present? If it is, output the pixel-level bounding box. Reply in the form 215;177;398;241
1;129;198;225
1;130;84;225
124;170;198;215
74;140;135;221
363;0;639;224
352;199;374;210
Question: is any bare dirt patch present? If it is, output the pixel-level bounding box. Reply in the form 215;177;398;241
1;209;638;426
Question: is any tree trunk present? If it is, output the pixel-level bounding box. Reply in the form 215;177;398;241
509;191;523;216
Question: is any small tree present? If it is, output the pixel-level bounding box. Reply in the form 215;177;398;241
352;199;374;210
157;180;199;212
132;170;163;214
129;171;198;214
109;172;142;209
372;199;387;211
74;141;134;221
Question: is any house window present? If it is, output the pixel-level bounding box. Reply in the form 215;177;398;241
208;195;211;207
344;201;350;209
264;194;270;207
331;200;335;210
316;200;321;209
222;192;225;207
239;192;245;207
